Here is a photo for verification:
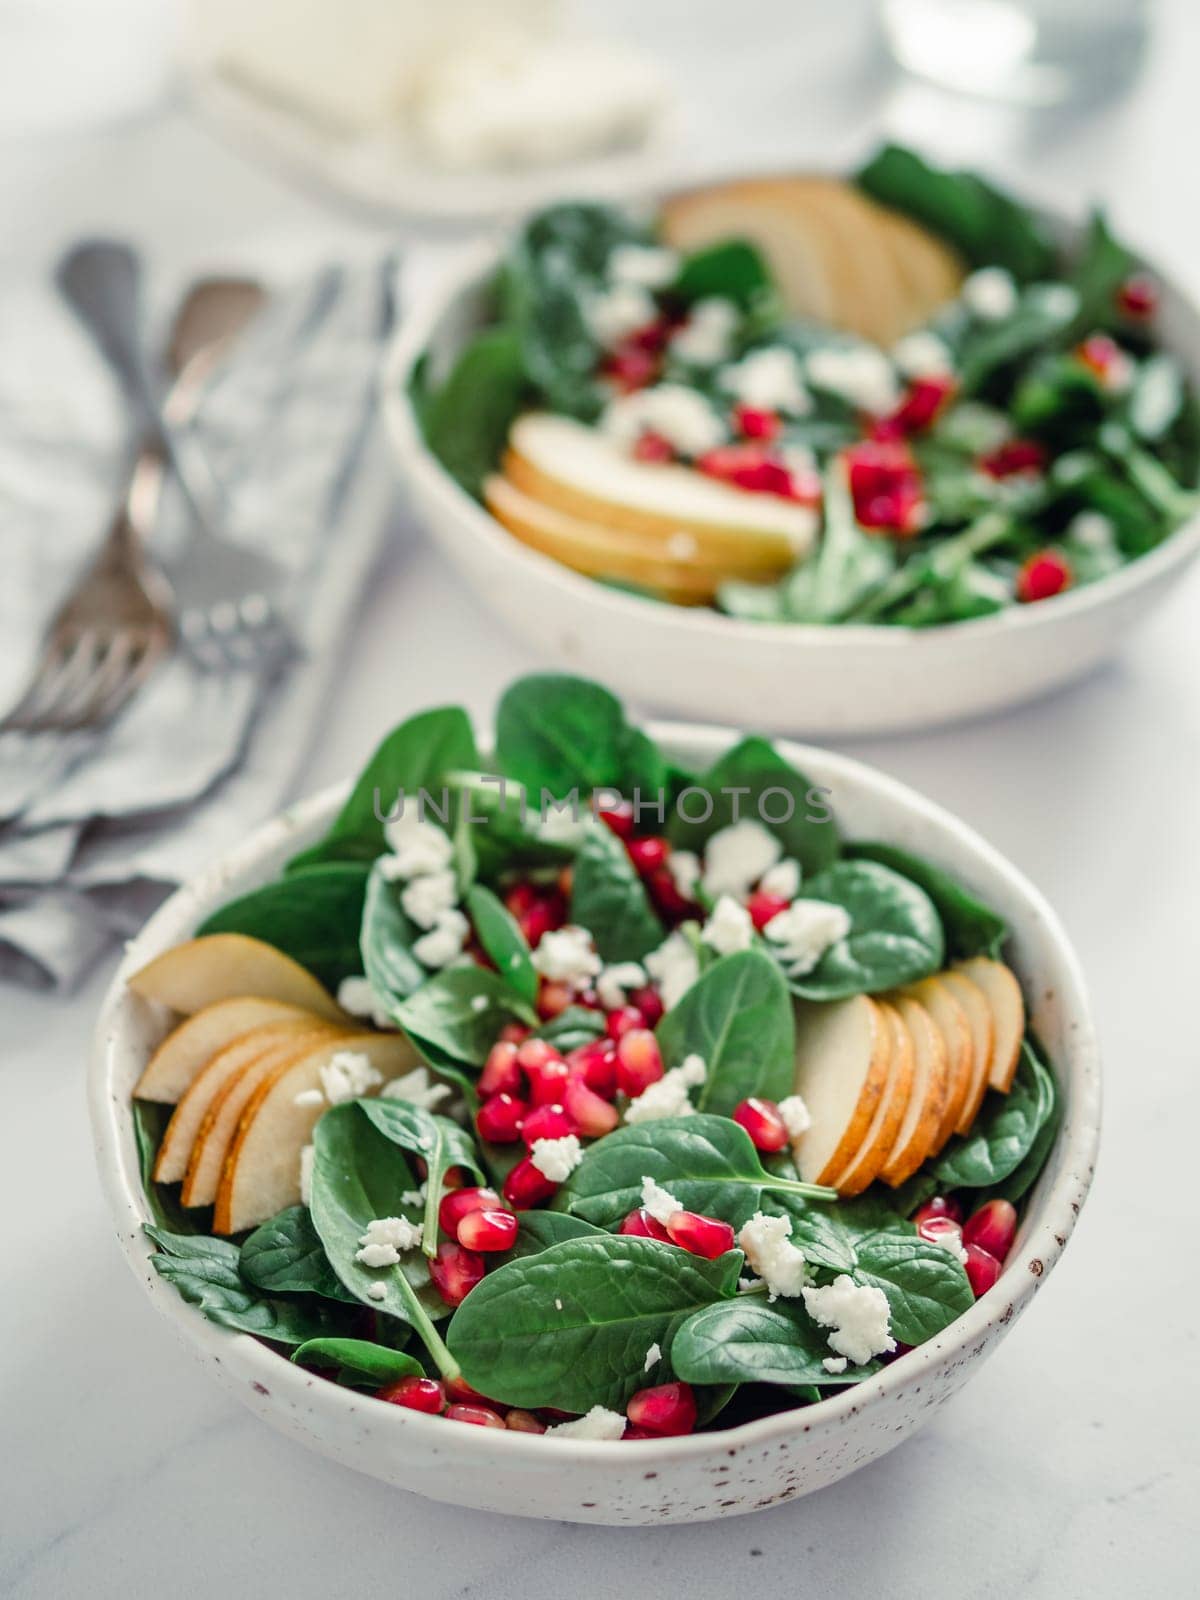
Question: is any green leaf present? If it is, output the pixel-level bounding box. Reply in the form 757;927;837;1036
510;1210;606;1260
673;240;772;309
766;1192;909;1275
291;1337;423;1389
932;1043;1048;1189
656;949;794;1117
133;1101;202;1234
360;859;426;1010
358;1098;484;1255
444;769;574;882
1068;209;1136;334
846;842;1006;960
990;1046;1059;1202
785;463;897;623
240;1206;356;1303
569;823;664;962
422;326;529;496
671;1296;878;1389
788;860;944;1000
494;674;665;802
394;966;537;1076
196;863;368;991
446;1236;742;1411
464;883;538;1004
850;1233;973;1345
290;707;478;871
533;1006;607;1054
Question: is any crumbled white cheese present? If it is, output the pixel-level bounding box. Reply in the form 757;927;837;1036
806;344;899;415
802;1275;896;1365
701;894;754;956
892;330;953;380
640;1175;683;1225
382;814;455;878
738;1211;809;1300
961;266;1018;322
530;1134;584;1182
400;868;459;930
644;930;700;1009
719;345;811;413
585;282;658;347
702;819;782;899
293;1087;325;1108
1026;282;1080;322
759;858;801;900
471;994;489;1013
776;1094;812;1139
380;1065;452;1111
547;1405;627;1440
298;1143;314;1205
319;1050;384;1105
763;899;851;976
555;1297;564;1311
535;803;594;845
670;297;739;366
608;242;679;289
1066;509;1118;550
365;1282;388;1302
412;908;470;968
356;1215;424;1267
822;1355;848;1374
596;961;647;1011
336;975;397;1030
624;1054;706;1124
666;850;701;901
644;1341;662;1371
603;383;726;457
738;1275;766;1293
399;1185;426;1208
532;924;602;987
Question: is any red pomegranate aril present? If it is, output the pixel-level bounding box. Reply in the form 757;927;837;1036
563;1073;621;1136
1017;550;1072;603
429;1241;486;1307
567;1037;619;1097
444;1374;489;1404
626;1382;698;1437
623;1426;658;1439
457;1207;520;1253
733;404;781;441
604;343;659;393
666;1210;736;1259
962;1198;1018;1261
476;1092;526;1144
503;1154;559;1209
633;429;675;463
913;1195;963;1226
747;890;790;932
516;1038;561;1073
615;1028;664;1095
646;864;695;919
889;374;955;434
377;1376;446;1414
732;1097;789;1153
964;1243;1002;1298
520;891;568;948
536;980;574;1021
439;1184;504;1235
628;984;664;1027
916;1214;965;1254
1116;272;1158;319
525;1055;572;1106
1076;332;1129;388
698;442;793;498
498;1021;531;1046
627;835;669;875
504;1408;547;1434
980;438;1047;479
598;801;635;839
845;440;925;535
479;1040;522;1098
446;1403;506;1428
618;1207;671;1241
521;1102;577;1147
557;865;574;899
607;1004;648;1042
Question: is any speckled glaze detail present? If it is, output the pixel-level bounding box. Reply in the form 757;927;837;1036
88;727;1101;1526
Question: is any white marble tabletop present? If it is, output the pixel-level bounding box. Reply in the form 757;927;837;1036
3;3;1199;1595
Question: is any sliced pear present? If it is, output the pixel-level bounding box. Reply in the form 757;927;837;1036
879;994;950;1187
154;1019;344;1185
213;1032;419;1235
791;995;892;1187
940;969;995;1133
956;957;1025;1092
834;1000;915;1197
134;996;321;1104
129;934;344;1022
785;182;912;349
872;207;966;336
900;975;973;1155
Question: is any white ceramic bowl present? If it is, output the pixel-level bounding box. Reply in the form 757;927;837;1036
90;723;1100;1525
383;226;1200;736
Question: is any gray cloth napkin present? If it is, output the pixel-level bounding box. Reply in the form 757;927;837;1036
0;255;401;988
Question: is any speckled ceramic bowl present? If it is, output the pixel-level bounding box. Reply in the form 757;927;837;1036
90;723;1100;1525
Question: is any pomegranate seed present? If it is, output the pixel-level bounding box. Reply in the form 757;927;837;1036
733;404;781;441
697;442;794;498
1017;550;1072;603
845;440;925;535
633;429;675;463
567;1037;618;1097
618;1207;672;1241
732;1097;789;1153
626;1382;697;1437
498;1021;531;1046
476;1093;526;1144
598;802;635;839
623;1426;658;1439
615;1029;664;1095
666;1210;736;1259
525;1055;571;1106
607;1004;648;1042
536;980;574;1020
628;984;664;1026
887;375;955;434
556;865;573;898
963;1198;1018;1261
627;836;669;874
446;1403;506;1428
503;1155;559;1209
604;342;660;393
646;864;695;919
747;889;790;932
429;1241;486;1307
441;1167;467;1190
377;1375;446;1414
913;1195;963;1225
520;891;568;948
504;1408;546;1433
439;1185;504;1235
444;1375;489;1404
457;1207;520;1252
563;1073;620;1136
516;1038;561;1073
964;1243;1002;1298
1116;272;1158;318
479;1040;522;1098
980;438;1047;479
916;1214;965;1255
1075;332;1133;390
521;1102;577;1146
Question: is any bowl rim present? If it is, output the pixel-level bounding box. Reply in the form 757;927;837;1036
383;204;1200;650
90;719;1101;1468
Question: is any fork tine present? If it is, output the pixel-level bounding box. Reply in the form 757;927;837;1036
31;631;106;731
84;630;167;728
4;632;99;732
60;632;139;730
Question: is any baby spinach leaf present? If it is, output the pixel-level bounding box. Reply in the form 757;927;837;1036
144;1226;344;1346
785;463;897;623
1068;209;1136;335
788;860;944;1000
134;1102;203;1234
533;1006;606;1053
671;1296;877;1388
991;1046;1059;1203
850;1233;973;1345
932;1043;1047;1189
240;1206;356;1303
290;706;478;871
464;883;537;1004
290;1337;423;1389
422;325;529;496
555;1115;833;1231
765;1192;910;1275
197;863;369;991
673;240;772;309
360;859;426;1011
570;823;664;962
394;967;536;1076
846;842;1006;960
666;735;840;873
446;1236;741;1411
656;949;794;1117
445;769;574;881
510;1210;605;1261
358;1097;484;1254
494;674;665;802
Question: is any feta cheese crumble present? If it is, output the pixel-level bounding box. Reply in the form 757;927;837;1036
644;929;700;1009
776;1094;812;1139
586;282;657;347
298;1143;314;1205
759;858;801;900
530;1134;584;1182
365;1282;388;1302
319;1050;383;1105
532;924;602;987
806;344;899;416
400;868;459;930
603;383;726;457
701;819;782;899
822;1355;848;1374
293;1087;325;1108
596;961;647;1011
669;297;739;366
1066;509;1118;550
355;1215;424;1267
608;242;679;289
336;975;396;1030
701;894;754;956
763;899;851;976
801;1275;896;1365
665;849;701;901
412;907;470;969
892;330;953;379
738;1211;809;1300
624;1054;706;1123
644;1341;662;1371
961;266;1018;322
547;1405;627;1440
382;814;455;877
380;1065;453;1111
640;1175;683;1225
719;345;811;414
